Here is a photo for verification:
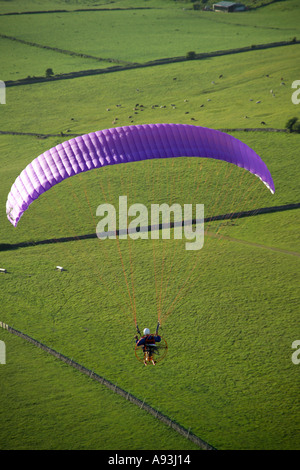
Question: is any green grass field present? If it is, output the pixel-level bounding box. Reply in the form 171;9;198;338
0;0;299;451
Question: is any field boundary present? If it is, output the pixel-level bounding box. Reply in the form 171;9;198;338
4;39;300;88
0;7;154;17
0;33;134;66
0;321;216;450
0;128;290;139
1;203;299;252
0;128;290;144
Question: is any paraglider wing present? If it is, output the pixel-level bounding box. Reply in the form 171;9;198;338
6;124;275;226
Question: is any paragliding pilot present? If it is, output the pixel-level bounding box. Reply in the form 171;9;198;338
135;322;161;366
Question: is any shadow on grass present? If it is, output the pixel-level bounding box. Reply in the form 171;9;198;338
1;203;299;252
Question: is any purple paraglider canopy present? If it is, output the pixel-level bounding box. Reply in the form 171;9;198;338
6;123;274;226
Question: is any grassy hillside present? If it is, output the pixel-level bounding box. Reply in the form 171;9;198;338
0;329;200;450
1;211;299;450
0;0;299;79
1;43;299;134
0;0;299;451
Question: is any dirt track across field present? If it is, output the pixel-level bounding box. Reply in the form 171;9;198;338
207;232;300;257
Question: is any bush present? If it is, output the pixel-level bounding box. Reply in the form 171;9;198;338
45;68;54;78
292;121;300;133
186;51;196;60
285;117;300;133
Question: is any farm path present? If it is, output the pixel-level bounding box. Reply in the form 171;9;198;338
207;231;300;257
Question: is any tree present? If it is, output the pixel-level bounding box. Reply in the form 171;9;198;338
285;117;300;133
45;68;54;78
186;51;196;60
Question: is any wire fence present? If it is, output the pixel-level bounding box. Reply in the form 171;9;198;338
0;321;216;450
